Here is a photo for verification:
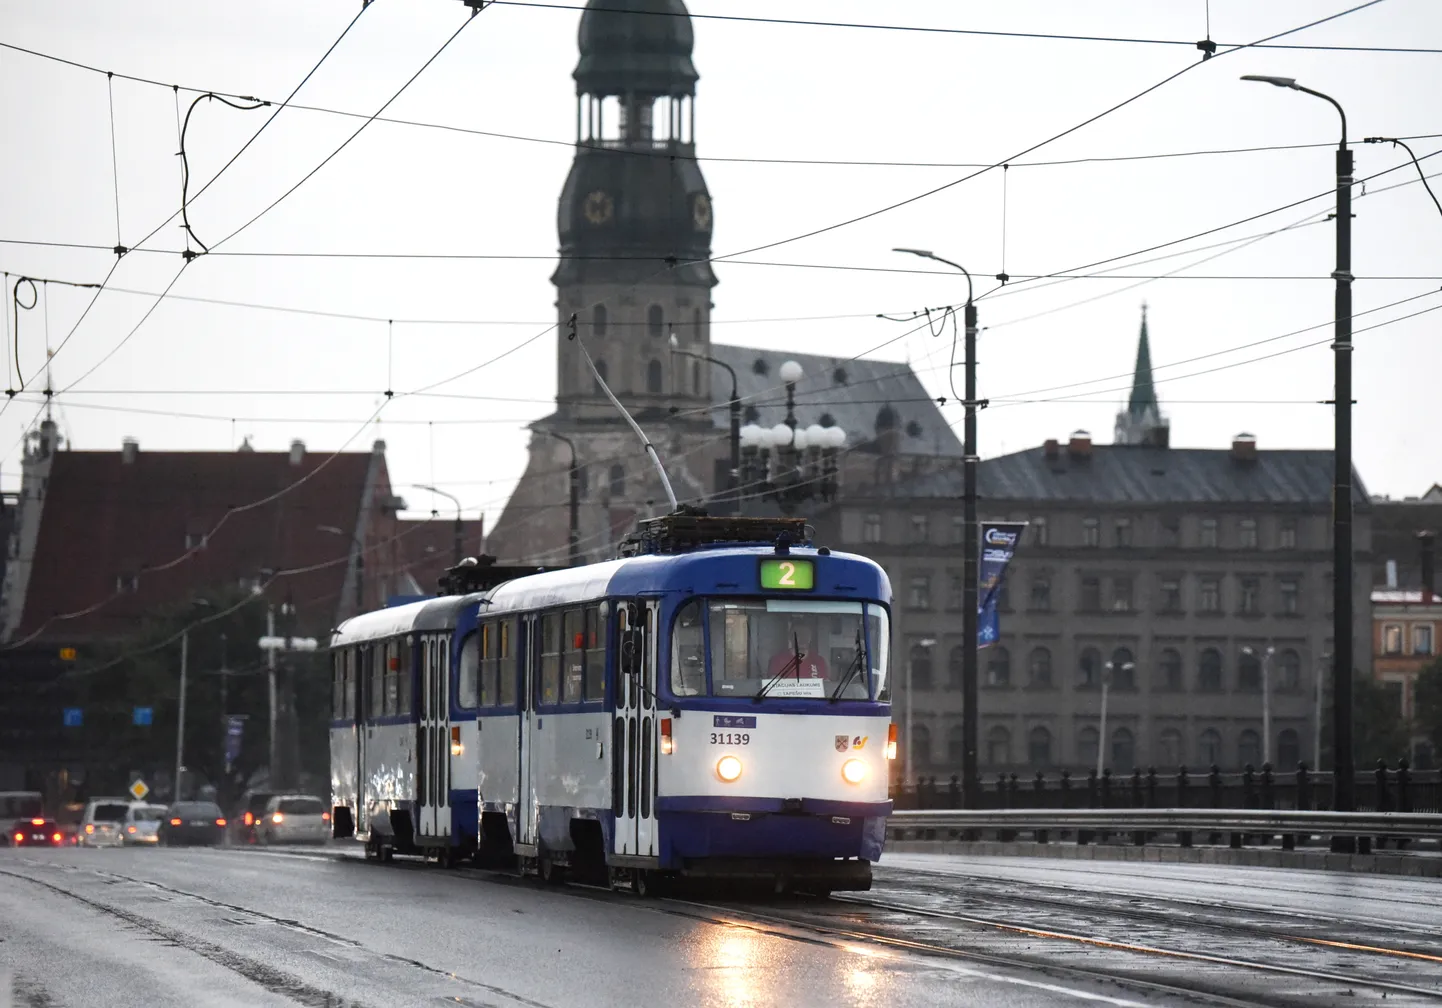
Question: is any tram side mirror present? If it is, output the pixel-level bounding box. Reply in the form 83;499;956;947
620;629;643;678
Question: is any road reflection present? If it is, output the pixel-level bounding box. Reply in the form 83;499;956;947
690;925;892;1007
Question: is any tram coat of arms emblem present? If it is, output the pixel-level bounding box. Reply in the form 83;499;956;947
835;735;850;753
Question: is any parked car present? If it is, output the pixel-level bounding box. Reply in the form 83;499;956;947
0;791;46;847
158;801;227;847
79;798;133;847
8;816;64;847
122;803;168;845
257;795;330;845
232;791;278;845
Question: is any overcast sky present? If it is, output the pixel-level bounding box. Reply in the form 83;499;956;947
2;0;1439;526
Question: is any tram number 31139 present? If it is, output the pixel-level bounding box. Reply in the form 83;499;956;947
710;732;751;745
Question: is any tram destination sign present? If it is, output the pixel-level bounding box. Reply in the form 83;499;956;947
759;558;814;591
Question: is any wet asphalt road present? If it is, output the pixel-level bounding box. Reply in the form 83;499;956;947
2;845;1440;1007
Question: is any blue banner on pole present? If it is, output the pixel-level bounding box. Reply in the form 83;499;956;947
133;706;153;726
978;521;1027;648
224;716;245;771
63;707;83;727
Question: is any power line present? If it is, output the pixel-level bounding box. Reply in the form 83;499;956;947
487;0;1435;53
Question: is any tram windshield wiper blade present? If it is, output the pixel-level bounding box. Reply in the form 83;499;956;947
755;632;804;702
829;628;866;702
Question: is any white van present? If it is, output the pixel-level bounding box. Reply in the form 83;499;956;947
122;803;168;845
79;797;133;847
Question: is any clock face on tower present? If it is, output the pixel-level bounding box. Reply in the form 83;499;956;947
583;190;613;225
692;193;711;231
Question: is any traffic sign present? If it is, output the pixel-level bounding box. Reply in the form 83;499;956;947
133;706;153;726
62;707;82;727
128;779;149;801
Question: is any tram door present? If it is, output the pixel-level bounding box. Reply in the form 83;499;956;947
355;645;369;835
613;601;659;858
516;615;539;849
418;635;452;838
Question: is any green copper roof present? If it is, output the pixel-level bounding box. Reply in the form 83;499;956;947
1127;303;1158;419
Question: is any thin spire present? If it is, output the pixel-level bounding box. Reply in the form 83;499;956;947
1127;302;1158;418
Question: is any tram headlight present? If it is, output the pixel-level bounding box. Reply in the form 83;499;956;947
715;755;743;782
841;759;868;785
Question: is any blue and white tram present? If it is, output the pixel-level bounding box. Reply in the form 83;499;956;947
331;515;895;893
328;591;486;862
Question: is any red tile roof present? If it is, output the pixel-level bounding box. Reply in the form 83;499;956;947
394;518;487;597
13;445;388;643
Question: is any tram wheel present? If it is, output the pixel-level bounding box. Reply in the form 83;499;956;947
539;854;568;885
633;869;670;898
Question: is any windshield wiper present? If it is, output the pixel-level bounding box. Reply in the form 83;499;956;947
829;628;866;702
755;632;804;702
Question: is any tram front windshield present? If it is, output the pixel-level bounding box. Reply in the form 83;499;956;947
671;599;888;701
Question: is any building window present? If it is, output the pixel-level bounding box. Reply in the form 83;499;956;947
910;725;931;769
861;513;882;543
945;726;965;765
1416;625;1435;655
1280;578;1300;615
908;575;932;611
1198;648;1223;692
1078;647;1101;688
1115;518;1132;548
909;643;934;690
1158;648;1183;691
1279;520;1297;550
1200;577;1221;613
1278;649;1302;690
948;646;964;689
1161;518;1181;548
1111;728;1136;773
946;571;964;610
1200;518;1218;549
1238;729;1262;769
1383;624;1403;655
1082;517;1100;547
1108;648;1136;690
1199;728;1223;767
1028;726;1052;766
1112;576;1134;613
1077;726;1099;767
951;515;966;544
1238;650;1262;691
1239;576;1261;615
647;304;664;339
608;464;625;498
985;647;1011;687
1158;728;1184;768
1029;575;1052;612
909;514;929;543
1159;577;1182;613
1277;729;1301;770
1239;518;1259;550
1028;647;1052;688
1080;575;1102;612
646;358;663;394
592;304;608;337
1031;517;1048;546
986;726;1012;767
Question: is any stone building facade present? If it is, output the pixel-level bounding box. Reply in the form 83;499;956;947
813;316;1373;779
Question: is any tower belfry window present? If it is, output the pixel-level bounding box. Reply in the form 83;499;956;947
648;305;665;339
647;359;663;395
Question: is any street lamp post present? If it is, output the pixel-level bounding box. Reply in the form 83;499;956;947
1243;645;1276;765
414;484;464;566
259;605;317;790
669;334;741;513
894;247;981;807
174;598;211;802
1098;657;1135;778
548;432;582;567
1242;76;1355;829
737;358;845;515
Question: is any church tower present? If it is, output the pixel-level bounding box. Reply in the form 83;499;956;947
1114;303;1170;447
554;0;717;420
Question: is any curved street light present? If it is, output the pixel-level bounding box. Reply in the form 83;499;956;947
669;332;742;514
412;483;464;566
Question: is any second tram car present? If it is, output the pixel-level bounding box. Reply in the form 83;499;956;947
330;515;894;892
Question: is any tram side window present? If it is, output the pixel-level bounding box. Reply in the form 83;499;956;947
497;620;516;707
396;637;413;715
563;609;585;703
459;631;480;708
332;651;346;720
383;641;400;717
367;647;384;719
672;600;706;696
540;614;562;706
584;605;607;702
344;649;356;720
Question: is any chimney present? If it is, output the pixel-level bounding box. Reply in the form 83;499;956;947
1420;530;1437;602
1043;438;1060;459
1231;432;1257;462
289;439;306;466
121;437;138;464
1067;430;1091;458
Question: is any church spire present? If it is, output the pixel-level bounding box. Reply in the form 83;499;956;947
1114;302;1169;446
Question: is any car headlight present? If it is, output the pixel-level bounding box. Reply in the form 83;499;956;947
715;755;743;782
841;759;868;785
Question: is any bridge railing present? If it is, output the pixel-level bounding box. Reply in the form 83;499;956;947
892;760;1442;814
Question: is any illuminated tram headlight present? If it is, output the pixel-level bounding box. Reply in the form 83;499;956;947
841;759;868;785
715;755;743;782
